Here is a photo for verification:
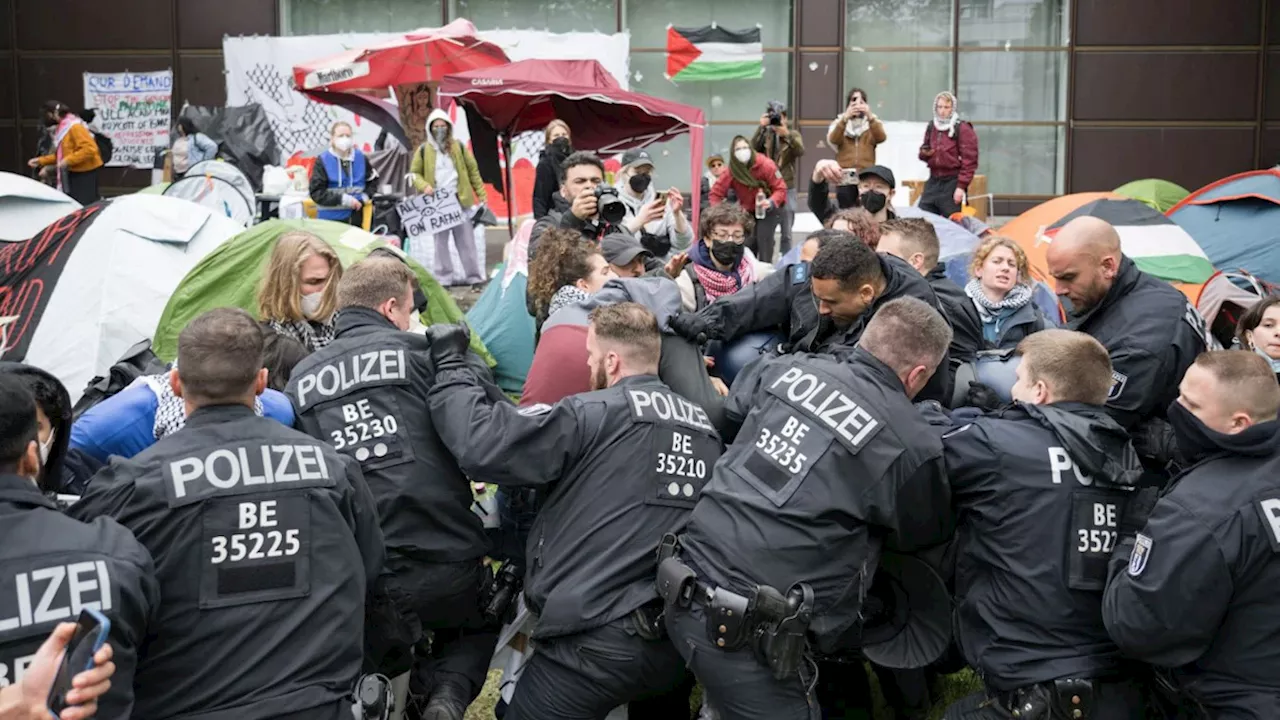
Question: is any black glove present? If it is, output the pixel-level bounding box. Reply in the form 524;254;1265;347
425;323;471;372
962;381;1004;412
1119;486;1160;536
1130;417;1181;472
668;311;718;343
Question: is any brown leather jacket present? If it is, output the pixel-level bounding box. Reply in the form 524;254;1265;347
826;114;886;170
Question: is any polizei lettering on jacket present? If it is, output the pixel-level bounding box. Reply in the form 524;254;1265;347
767;367;883;451
294;349;407;410
628;389;715;434
0;561;112;633
164;444;332;506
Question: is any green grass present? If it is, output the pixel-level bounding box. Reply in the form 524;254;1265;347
463;667;983;719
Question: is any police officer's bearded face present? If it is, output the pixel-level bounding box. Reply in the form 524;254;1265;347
1046;245;1117;316
562;163;604;202
1176;363;1255;435
812;278;874;330
586;326;617;391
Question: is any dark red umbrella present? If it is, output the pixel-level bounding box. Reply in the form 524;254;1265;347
293;19;508;94
439;59;707;230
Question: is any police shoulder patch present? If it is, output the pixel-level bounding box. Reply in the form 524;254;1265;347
517;403;553;416
791;262;809;285
1107;370;1128;401
1128;533;1153;576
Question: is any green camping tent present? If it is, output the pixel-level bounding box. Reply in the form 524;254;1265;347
153;218;495;365
1114;179;1190;214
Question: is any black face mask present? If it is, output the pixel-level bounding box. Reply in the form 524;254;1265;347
44;116;57;128
860;190;887;214
629;173;652;193
550;137;571;154
1166;401;1221;465
710;241;745;267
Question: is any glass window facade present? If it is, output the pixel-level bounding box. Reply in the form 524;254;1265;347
283;0;443;34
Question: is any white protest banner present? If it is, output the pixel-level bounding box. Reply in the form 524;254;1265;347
397;189;466;240
82;70;173;168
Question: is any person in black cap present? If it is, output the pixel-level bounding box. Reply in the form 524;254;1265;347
615;149;691;261
857;165;896;223
601;232;654;279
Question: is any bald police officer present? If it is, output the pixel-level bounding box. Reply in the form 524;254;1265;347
70;308;384;720
287;258;501;720
934;330;1146;719
1045;217;1207;468
669;232;952;403
1104;351;1280;717
1;374;157;720
661;297;954;719
423;302;721;718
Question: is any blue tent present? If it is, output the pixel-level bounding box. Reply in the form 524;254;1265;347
1169;168;1280;285
466;263;535;397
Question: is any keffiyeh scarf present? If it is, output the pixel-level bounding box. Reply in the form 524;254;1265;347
142;372;265;440
268;317;336;353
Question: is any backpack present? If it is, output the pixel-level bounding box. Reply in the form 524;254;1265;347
92;130;114;165
72;338;169;421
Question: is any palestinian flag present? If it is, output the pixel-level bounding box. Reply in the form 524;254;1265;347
665;25;764;82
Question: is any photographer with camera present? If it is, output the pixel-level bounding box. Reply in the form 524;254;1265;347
751;101;804;257
530;151;631;258
710;135;787;264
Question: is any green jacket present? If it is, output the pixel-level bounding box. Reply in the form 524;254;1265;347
751;125;805;188
409;140;487;208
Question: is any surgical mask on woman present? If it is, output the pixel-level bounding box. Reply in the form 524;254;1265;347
333;136;353;153
734;148;751;164
38;431;54;465
301;291;324;318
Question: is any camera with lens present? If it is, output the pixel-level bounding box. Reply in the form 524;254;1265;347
594;185;627;224
766;100;786;126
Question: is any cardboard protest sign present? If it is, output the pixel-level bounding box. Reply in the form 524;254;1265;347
82;70;174;168
396;190;466;240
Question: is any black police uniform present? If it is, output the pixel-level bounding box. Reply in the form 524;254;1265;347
672;254;952;404
425;357;723;719
932;401;1146;719
69;405;384;720
665;349;952;720
1103;417;1280;717
287;306;501;707
0;474;157;719
1068;256;1206;432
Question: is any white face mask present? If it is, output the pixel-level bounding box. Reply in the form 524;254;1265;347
38;431;54;465
333;136;353;152
301;291;324;318
734;148;751;164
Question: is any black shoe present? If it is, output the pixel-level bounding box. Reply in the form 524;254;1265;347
422;683;470;720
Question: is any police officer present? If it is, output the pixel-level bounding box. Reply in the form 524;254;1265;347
931;330;1146;719
70;308;383;720
287;258;500;720
669;232;952;403
1103;350;1280;718
0;373;157;720
661;297;954;719
422;302;722;718
1045;216;1207;466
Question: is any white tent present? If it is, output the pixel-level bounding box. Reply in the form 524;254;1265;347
10;194;243;402
0;172;81;241
163;160;256;227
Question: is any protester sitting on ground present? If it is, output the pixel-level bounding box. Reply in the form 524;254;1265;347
965;236;1047;350
614;149;691;260
532;120;572;220
677;203;773;313
1236;296;1280;381
69;351;296;466
309;120;376;226
258;230;343;352
854;165;896;223
171;117;218;177
530;151;631;253
27;100;102;205
711;135;787;263
602;232;653;279
827;87;886;208
525;229;616;330
827;207;882;248
0;362;100;495
262;329;309;393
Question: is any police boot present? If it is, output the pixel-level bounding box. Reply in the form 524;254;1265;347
421;683;470;720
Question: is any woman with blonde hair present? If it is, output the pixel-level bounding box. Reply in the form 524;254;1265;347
258;231;344;352
964;235;1046;349
532;119;572;220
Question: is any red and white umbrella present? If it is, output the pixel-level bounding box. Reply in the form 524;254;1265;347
293;19;508;95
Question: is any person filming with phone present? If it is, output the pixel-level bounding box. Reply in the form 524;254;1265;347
614;149;692;262
0;373;157;720
826;88;886;209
